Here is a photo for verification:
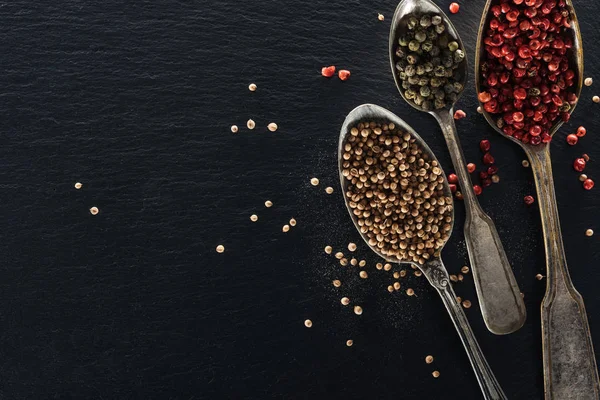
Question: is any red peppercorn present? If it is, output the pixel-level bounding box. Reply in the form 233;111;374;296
478;92;492;103
573;158;586;172
467;163;476;173
321;66;336;78
449;184;457;193
514;88;528;100
524;195;535;205
448;173;458;184
449;2;460;14
454;110;467;120
338;70;351;81
583;179;594;190
566;134;578;145
482;178;492;187
483;153;495;165
576;126;586;137
480;171;489;180
488;165;499;175
480;139;491;152
473;185;483;196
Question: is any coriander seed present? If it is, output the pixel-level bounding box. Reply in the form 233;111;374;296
216;245;225;253
593;96;600;103
325;246;333;254
393;282;401;291
74;182;83;189
462;300;472;309
282;224;290;232
461;266;469;274
304;319;312;328
586;229;594;237
491;175;500;183
350;258;358;266
354;306;363;315
387;285;394;293
378;13;384;21
384;263;392;271
400;270;407;278
247;119;256;129
325;187;334;194
579;174;588;182
346;340;354;347
450;275;458;282
585;78;593;86
335;252;344;260
265;200;273;208
90;206;99;215
359;260;366;267
376;263;383;270
267;123;278;132
348;242;357;252
231;125;238;133
340;258;348;266
393;272;400;279
458;274;464;282
333;279;342;287
290;218;297;226
341;297;350;305
414;270;422;277
432;371;440;378
310;177;320;186
522;160;530;168
406;288;415;296
456;296;462;304
425;355;434;364
360;271;368;279
250;214;258;222
248;83;257;91
536;274;545;280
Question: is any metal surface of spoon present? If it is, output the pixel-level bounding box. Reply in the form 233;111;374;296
339;103;506;400
475;1;599;399
389;0;526;335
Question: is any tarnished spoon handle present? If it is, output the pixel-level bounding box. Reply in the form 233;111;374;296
433;110;526;335
423;259;507;400
527;146;600;400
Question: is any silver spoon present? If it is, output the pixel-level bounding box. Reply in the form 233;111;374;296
389;0;526;335
475;1;600;398
339;103;506;400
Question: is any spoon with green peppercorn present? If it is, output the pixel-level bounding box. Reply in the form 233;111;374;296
339;104;506;400
389;0;526;336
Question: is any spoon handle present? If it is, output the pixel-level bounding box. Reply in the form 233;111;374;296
527;146;600;400
433;110;526;335
423;259;507;400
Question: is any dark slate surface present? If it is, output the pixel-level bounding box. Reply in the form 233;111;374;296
0;0;599;399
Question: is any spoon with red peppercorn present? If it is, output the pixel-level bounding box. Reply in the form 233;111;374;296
475;1;599;399
339;104;506;400
390;0;526;336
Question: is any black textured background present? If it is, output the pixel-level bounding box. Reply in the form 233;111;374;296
0;0;599;399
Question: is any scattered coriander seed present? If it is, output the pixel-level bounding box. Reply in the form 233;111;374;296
267;122;278;132
400;270;407;278
290;218;297;226
74;182;83;189
406;288;415;296
346;339;354;347
394;282;401;290
536;274;545;280
216;245;225;253
586;229;594;237
458;274;464;282
247;119;256;129
231;125;238;133
360;271;368;279
414;270;422;277
265;200;273;208
325;246;333;254
462;300;472;309
579;174;588;182
90;206;99;215
425;355;434;364
282;224;290;232
325;186;334;194
310;177;320;186
335;252;344;260
491;175;500;183
585;77;593;87
432;371;440;378
333;279;342;287
593;96;600;103
461;266;469;274
477;106;483;114
387;285;394;293
348;242;357;252
393;272;400;279
378;13;384;21
384;263;392;271
522;160;530;168
456;296;462;304
340;258;348;266
450;275;458;282
354;306;363;315
250;214;258;222
341;297;350;305
351;258;358;266
359;260;366;267
376;263;383;270
248;83;257;91
304;319;312;328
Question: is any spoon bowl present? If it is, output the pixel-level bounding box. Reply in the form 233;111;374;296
339;104;506;400
389;0;526;336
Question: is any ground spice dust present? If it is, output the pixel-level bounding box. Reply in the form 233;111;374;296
341;120;453;264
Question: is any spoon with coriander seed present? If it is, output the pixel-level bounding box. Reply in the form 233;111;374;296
339;103;506;400
475;1;600;398
389;0;526;335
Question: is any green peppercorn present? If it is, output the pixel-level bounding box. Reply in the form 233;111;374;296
401;79;410;89
432;15;443;25
408;76;419;85
448;93;458;102
405;65;416;76
396;47;407;59
454;49;465;63
430;78;443;88
407;16;418;30
414;94;424;106
407;54;419;65
434;89;445;99
496;118;505;129
434;66;446;77
444;83;454;94
422;41;433;52
422;100;432;111
418;77;429;86
448;41;459;52
435;98;446;109
453;82;464;93
416;65;425;75
405;89;416;100
423;62;434;72
399;35;410;46
435;24;445;34
415;30;427;43
443;56;453;68
420;15;432;27
420;86;431;97
438;35;448;48
430;46;440;57
560;103;571;112
528;88;541;96
445;68;454;78
427;30;438;41
408;40;421;51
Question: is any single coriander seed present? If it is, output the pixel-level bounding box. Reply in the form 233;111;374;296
376;263;383;270
579;174;588;182
304;319;312;328
432;371;440;378
536;274;545;280
491;175;500;183
325;187;334;194
400;270;407;278
585;77;593;86
586;229;594;237
250;214;258;222
310;177;320;186
267;123;278;132
265;200;273;208
248;83;257;91
384;263;392;271
462;300;472;309
333;279;342;287
387;285;394;293
74;182;83;189
593;96;600;103
458;274;464;282
406;288;415;296
450;275;458;282
290;218;297;226
393;282;401;291
522;160;530;168
353;306;363;315
216;245;225;253
414;270;422;277
340;258;348;266
425;355;434;364
477;106;483;114
456;296;462;304
359;260;366;267
90;206;99;215
247;119;256;129
461;266;469;274
282;225;290;232
346;339;353;347
393;272;400;279
335;252;344;260
350;258;358;266
359;271;368;279
378;13;384;21
341;297;350;305
348;242;357;252
325;246;333;254
231;125;239;133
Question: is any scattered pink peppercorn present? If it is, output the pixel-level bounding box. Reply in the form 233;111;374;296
576;126;587;137
573;158;586;172
480;139;491;152
483;153;495;165
338;70;351;81
566;134;578;145
449;184;457;193
479;171;489;180
524;195;535;205
449;2;460;14
467;163;476;173
473;185;482;196
454;110;467;120
482;178;492;187
448;173;458;184
583;179;594;190
487;165;499;175
321;65;336;78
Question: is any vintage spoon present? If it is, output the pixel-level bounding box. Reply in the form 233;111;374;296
475;2;600;399
339;103;506;400
389;0;526;335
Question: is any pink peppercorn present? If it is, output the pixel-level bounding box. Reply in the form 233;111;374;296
448;173;458;184
524;195;535;205
321;66;336;78
467;163;476;173
576;126;586;137
566;134;578;145
338;70;351;81
449;184;457;193
573;158;586;172
480;139;491;152
454;110;467;120
473;185;482;196
488;165;499;175
483;153;495;165
449;2;460;14
583;179;594;190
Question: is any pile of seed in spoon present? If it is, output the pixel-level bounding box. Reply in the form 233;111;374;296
393;13;466;111
341;120;454;264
